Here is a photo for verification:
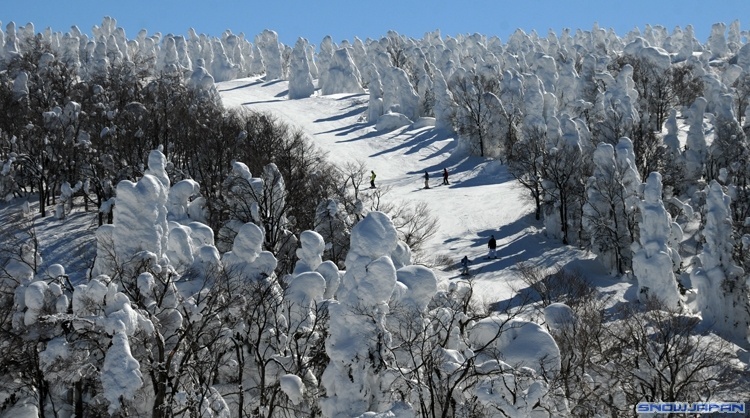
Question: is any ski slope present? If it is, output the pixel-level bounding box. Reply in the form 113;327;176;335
219;77;602;302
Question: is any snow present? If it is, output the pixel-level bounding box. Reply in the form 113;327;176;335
288;38;315;99
222;222;278;278
375;111;412;132
544;303;576;331
279;374;305;405
9;21;750;415
322;211;401;417
632;172;682;308
110;151;170;272
469;317;561;375
394;265;437;311
101;329;144;415
294;230;325;273
320;47;364;95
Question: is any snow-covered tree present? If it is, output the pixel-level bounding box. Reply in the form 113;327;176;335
707;93;747;181
320;47;364;96
583;139;641;275
256;29;283;80
448;68;502;157
691;180;750;343
320;211;400;417
220;160;296;270
593;64;639;147
288;38;315;99
542;117;587;245
386;276;565;418
93;149;170;278
431;66;455;131
314;198;352;266
684;97;709;183
632;172;682;307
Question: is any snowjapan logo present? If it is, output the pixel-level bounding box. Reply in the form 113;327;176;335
636;402;745;414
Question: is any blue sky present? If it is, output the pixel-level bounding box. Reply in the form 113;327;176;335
4;0;750;46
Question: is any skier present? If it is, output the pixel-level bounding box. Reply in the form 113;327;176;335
424;171;430;189
487;234;497;259
370;170;376;188
443;168;449;185
460;255;470;275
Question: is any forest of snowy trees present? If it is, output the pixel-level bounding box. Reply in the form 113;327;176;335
1;15;750;417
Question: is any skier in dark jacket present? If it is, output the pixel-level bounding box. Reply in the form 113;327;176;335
487;235;497;259
424;171;430;189
443;168;449;185
460;255;470;275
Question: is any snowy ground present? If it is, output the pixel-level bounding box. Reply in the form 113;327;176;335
218;76;620;306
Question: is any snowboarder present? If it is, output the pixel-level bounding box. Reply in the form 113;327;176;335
424;171;430;189
487;234;497;259
460;255;470;275
370;170;376;188
443;168;449;185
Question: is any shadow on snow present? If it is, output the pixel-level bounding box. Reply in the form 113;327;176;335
241;99;285;105
314;106;366;123
217;79;264;92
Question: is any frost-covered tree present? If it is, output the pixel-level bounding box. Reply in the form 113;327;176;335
542;117;587;245
386;277;565;418
288;38;315;99
448;68;501;157
256;29;283;81
93;149;170;278
88;149;237;417
617;41;673;131
320;211;402;417
708;22;729;59
366;63;385;123
382;65;420;122
691;181;750;344
659;108;689;193
583;139;641;275
632;172;682;307
431;66;455;131
220;160;297;271
593;64;639;148
314;198;352;266
221;222;294;416
249;42;265;75
707;93;747;181
320;47;364;96
684;97;709;183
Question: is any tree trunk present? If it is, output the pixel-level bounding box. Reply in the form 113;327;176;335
74;381;83;418
151;337;168;418
38;178;46;217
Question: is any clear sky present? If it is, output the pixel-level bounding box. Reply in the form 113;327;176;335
4;0;750;47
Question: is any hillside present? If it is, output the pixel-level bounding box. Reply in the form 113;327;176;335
218;76;601;303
